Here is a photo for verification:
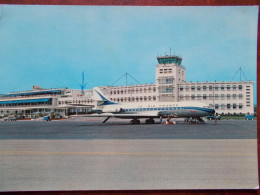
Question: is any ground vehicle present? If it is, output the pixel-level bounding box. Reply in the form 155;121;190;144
245;114;254;120
43;116;51;121
207;115;221;120
4;117;17;121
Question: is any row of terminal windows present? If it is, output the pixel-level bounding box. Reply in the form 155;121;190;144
212;104;244;110
68;108;87;113
180;94;244;100
158;78;174;84
0;102;51;107
159;87;173;93
58;99;93;105
110;87;156;95
159;69;184;75
180;85;245;91
159;69;172;74
110;96;156;102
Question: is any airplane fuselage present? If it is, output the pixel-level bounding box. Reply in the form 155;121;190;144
94;101;215;119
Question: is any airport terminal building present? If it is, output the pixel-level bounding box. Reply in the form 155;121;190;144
0;55;254;117
100;55;254;115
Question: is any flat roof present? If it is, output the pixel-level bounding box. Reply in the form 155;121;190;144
7;90;61;97
0;98;52;105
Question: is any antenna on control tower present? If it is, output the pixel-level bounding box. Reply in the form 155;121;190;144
231;67;248;81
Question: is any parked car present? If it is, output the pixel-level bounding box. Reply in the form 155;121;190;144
207;115;221;120
43;116;51;121
245;114;254;120
4;116;17;121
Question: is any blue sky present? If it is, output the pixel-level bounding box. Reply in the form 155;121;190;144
0;5;258;102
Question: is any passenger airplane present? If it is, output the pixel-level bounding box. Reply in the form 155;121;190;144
73;87;215;124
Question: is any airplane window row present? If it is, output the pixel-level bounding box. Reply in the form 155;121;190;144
123;107;186;112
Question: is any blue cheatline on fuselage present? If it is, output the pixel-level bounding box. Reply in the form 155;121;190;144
121;106;214;113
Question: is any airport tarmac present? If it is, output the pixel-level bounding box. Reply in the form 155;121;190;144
0;119;258;190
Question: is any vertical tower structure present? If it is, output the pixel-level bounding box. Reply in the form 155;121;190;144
156;55;186;102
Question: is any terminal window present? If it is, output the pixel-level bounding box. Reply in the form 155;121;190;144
227;94;231;100
166;78;173;84
227;104;231;109
166;87;173;93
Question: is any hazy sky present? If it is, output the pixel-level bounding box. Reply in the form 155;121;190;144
0;5;258;100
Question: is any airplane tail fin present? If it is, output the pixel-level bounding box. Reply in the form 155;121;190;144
93;87;118;106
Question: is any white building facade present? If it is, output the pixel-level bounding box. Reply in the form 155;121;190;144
100;55;254;115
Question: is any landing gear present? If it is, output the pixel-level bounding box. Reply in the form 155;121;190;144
130;119;140;124
145;119;155;124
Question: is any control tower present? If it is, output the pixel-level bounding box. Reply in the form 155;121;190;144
156;55;186;102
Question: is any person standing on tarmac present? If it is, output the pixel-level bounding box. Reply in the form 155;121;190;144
214;113;218;125
160;116;163;124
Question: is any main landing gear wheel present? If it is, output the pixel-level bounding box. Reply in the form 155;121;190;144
145;119;155;124
130;119;140;124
